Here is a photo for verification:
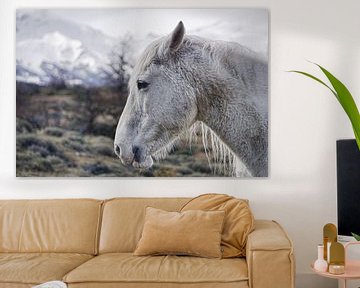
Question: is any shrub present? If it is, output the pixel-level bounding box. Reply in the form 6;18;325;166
140;169;155;177
16;118;35;133
153;166;177;177
90;114;117;138
44;127;64;137
177;167;193;175
16;152;54;174
82;162;111;175
62;139;86;153
188;162;212;174
94;144;114;157
46;155;65;166
17;135;62;156
67;134;85;144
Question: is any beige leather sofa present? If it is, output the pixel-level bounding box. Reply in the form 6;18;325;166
0;198;295;288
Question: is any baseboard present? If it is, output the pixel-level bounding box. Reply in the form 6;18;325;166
296;273;337;288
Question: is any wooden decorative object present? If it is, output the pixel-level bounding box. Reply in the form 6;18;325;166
323;223;337;261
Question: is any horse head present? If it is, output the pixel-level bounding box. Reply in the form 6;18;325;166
114;22;198;168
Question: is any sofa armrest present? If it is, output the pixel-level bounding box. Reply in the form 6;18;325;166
246;220;295;288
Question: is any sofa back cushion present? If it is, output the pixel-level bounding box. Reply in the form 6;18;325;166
0;199;102;254
99;198;189;253
181;194;254;258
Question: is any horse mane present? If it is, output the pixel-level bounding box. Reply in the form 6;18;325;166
152;121;251;177
191;122;251;177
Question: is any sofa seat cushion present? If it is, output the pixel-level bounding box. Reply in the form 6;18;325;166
0;253;93;285
64;253;248;285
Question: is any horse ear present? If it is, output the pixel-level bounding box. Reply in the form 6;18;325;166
168;21;185;52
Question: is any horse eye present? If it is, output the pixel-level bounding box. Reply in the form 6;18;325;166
137;80;149;90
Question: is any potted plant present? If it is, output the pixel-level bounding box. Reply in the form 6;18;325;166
290;64;360;241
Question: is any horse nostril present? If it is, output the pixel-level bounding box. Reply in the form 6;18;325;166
114;144;121;157
132;146;141;163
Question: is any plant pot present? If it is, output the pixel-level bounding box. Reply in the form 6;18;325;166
337;139;360;238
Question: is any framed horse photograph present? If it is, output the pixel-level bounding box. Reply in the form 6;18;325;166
16;8;269;177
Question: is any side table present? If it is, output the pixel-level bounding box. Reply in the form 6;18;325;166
311;242;360;288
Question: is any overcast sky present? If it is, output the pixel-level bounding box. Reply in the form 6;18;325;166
49;8;268;57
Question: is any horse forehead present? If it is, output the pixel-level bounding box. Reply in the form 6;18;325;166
135;39;163;72
134;36;199;72
132;36;204;83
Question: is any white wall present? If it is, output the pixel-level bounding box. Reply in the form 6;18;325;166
1;0;359;287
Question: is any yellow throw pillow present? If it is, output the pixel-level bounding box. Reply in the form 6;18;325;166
181;194;254;258
134;207;225;258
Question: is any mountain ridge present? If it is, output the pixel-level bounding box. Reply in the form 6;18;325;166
16;10;117;87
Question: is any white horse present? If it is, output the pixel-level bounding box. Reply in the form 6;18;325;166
114;21;268;177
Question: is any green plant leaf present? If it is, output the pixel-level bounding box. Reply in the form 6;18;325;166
288;70;337;98
353;127;360;149
316;64;360;148
289;64;360;150
351;232;360;241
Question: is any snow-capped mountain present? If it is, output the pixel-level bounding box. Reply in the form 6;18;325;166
16;9;267;88
16;10;118;87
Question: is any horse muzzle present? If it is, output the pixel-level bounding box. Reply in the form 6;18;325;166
114;143;153;169
114;143;133;165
